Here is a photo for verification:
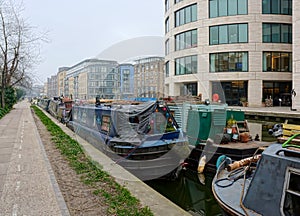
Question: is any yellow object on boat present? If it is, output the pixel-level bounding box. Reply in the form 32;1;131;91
197;155;206;173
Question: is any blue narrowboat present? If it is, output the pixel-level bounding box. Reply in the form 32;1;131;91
68;100;190;181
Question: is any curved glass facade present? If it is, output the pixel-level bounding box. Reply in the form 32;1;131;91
209;0;248;18
175;55;197;75
175;4;197;27
210;23;248;45
175;29;197;51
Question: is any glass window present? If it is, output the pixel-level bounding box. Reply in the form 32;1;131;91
213;81;248;106
272;0;280;14
179;10;184;26
280;53;289;71
191;55;197;73
262;23;271;42
219;0;228;17
219;25;228;44
281;0;288;14
165;39;169;55
242;52;248;72
210;24;248;45
262;0;270;13
165;0;169;12
271;24;280;43
186;6;191;23
228;0;237;16
165;17;169;33
175;4;197;27
210;52;248;72
288;25;292;43
239;24;248;42
228;24;238;43
165;61;169;77
179;57;185;74
186;31;192;48
175;29;198;51
228;52;236;71
191;4;197;22
272;52;280;71
210;26;219;45
191;30;197;47
210;54;216;72
283;169;300;215
210;0;218;18
263;52;292;72
281;24;289;43
238;0;248;14
209;0;247;17
219;53;229;71
263;0;292;15
175;55;197;75
185;56;192;74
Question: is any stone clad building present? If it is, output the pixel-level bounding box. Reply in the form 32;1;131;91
164;0;299;109
134;56;165;99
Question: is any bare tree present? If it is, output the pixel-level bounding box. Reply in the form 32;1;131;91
0;0;45;108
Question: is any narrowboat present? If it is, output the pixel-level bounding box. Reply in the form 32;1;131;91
168;102;270;173
37;98;50;111
212;140;300;216
67;100;190;181
47;97;73;123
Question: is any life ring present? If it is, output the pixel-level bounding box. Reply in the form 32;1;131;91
212;93;219;102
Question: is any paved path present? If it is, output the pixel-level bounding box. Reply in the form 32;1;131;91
0;101;69;216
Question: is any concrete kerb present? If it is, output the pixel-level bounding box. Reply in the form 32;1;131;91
38;107;191;216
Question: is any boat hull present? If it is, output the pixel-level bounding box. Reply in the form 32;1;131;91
70;121;190;181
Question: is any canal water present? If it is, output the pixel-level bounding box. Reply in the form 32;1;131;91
146;170;222;216
146;120;278;215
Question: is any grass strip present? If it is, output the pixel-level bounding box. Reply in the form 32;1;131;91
32;106;153;216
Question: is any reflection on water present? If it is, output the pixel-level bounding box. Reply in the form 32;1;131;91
247;120;277;142
146;170;222;216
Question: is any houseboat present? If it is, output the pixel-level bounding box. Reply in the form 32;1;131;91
67;100;190;181
212;141;300;215
168;102;270;173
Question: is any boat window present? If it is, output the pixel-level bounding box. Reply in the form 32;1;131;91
101;115;111;132
282;168;300;215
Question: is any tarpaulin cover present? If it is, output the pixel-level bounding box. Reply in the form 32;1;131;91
111;101;160;144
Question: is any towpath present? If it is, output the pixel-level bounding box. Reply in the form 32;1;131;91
0;100;69;215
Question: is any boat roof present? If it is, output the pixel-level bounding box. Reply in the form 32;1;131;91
213;143;300;215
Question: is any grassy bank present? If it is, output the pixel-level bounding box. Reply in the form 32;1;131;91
32;106;153;216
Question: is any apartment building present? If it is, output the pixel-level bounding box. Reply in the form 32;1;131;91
47;75;58;98
64;59;118;100
134;56;165;99
57;67;68;97
164;0;299;109
118;63;135;99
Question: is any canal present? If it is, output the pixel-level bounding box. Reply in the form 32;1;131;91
146;120;278;215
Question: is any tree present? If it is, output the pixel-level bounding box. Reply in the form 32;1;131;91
0;0;45;108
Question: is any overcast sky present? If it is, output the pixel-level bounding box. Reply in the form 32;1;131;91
22;0;164;84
